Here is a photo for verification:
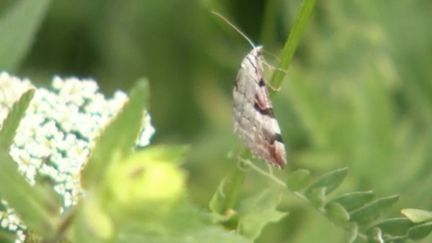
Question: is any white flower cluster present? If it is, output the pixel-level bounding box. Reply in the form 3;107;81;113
0;73;33;125
0;72;155;242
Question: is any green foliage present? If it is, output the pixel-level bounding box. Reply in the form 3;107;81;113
1;0;432;242
0;0;52;70
81;79;149;188
237;189;288;241
0;89;33;149
304;167;348;200
0;89;60;238
402;209;432;224
70;81;248;243
330;191;374;212
269;0;316;90
209;167;245;216
0;228;16;243
286;169;311;191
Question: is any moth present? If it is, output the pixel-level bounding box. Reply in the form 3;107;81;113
213;12;287;168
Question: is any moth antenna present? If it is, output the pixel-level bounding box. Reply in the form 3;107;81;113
211;11;256;48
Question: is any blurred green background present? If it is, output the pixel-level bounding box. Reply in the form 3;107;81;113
1;0;432;242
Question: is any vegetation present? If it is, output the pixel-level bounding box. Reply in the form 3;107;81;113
0;0;432;242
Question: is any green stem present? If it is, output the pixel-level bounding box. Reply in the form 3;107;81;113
260;0;277;46
240;159;286;187
222;166;245;212
270;0;316;91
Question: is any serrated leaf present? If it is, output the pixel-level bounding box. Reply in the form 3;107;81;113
305;167;348;197
238;189;288;241
369;218;414;236
209;168;245;216
401;208;432;223
407;222;432;241
82;79;150;188
350;195;399;225
324;202;350;226
286;169;311;191
0;0;52;70
0;89;34;149
330;191;374;212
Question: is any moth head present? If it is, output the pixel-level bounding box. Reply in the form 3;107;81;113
252;46;264;57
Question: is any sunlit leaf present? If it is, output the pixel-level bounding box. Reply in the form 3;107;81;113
401;208;432;224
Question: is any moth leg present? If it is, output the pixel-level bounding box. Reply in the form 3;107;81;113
262;62;287;92
236;155;253;171
266;162;274;176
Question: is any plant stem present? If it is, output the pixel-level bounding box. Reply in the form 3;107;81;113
269;0;316;91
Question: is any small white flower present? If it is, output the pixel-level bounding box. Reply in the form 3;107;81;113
0;72;155;242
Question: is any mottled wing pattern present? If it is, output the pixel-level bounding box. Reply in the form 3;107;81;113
233;46;287;168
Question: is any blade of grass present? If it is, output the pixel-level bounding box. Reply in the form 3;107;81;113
260;0;277;47
0;0;52;70
270;0;316;90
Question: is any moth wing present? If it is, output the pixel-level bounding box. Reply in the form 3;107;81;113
233;48;287;168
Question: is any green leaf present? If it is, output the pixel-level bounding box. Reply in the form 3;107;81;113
324;202;350;226
401;208;432;223
305;167;348;198
330;191;374;212
407;222;432;241
349;195;399;225
286;169;311;191
82;79;150;188
209;168;245;215
114;200;248;243
369;218;414;236
0;152;58;237
306;187;326;208
0;88;59;236
0;228;16;243
367;228;384;243
116;226;249;243
347;224;358;243
0;0;52;70
0;89;34;149
237;189;288;241
269;0;316;90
